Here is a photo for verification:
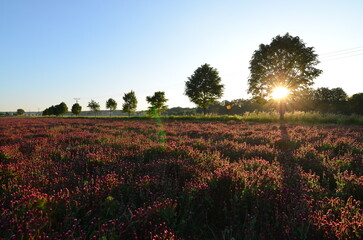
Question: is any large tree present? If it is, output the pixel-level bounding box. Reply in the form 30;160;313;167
146;91;168;116
71;103;82;115
106;98;117;116
248;33;322;119
185;63;224;114
122;90;138;117
55;102;68;116
87;100;100;116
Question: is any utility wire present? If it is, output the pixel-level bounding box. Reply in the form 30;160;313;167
320;46;363;56
320;49;363;59
321;53;363;62
319;46;363;61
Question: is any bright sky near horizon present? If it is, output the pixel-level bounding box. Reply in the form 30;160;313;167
1;0;362;112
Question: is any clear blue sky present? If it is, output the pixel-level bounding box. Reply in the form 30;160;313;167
1;0;362;112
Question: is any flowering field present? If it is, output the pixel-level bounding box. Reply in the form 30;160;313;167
0;118;362;239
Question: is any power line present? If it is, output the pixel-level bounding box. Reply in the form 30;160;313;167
320;49;363;59
320;46;363;56
318;45;363;61
321;53;363;62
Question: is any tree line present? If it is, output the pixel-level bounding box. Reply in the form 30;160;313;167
39;33;361;118
197;88;363;116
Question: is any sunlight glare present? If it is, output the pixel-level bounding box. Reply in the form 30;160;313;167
271;87;290;100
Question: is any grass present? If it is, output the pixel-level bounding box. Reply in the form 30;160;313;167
167;111;363;125
17;111;363;125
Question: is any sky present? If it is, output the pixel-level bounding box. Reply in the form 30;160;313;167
1;0;362;112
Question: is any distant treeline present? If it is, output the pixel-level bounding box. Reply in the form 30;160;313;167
3;87;361;117
199;88;362;116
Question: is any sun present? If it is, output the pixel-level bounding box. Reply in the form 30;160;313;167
271;87;290;100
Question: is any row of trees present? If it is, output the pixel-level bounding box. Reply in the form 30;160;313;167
42;91;138;116
86;91;138;116
40;33;361;118
42;102;68;116
86;91;168;116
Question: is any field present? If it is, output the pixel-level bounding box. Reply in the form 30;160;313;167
1;118;362;239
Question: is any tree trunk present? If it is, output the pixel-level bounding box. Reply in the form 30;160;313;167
279;99;285;121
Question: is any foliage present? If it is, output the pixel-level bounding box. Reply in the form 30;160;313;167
348;92;363;115
16;109;25;116
248;33;322;119
0;118;362;239
185;63;224;114
165;107;197;116
56;102;68;116
42;102;68;116
106;98;117;116
248;33;322;98
71;103;82;115
87;100;100;115
43;105;56;116
122;91;138;117
146;91;168;116
313;87;348;113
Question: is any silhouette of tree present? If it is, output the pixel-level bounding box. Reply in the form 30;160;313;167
122;91;137;117
248;33;322;120
313;87;348;113
348;93;363;115
185;63;224;115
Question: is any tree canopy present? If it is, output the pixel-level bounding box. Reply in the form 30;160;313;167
122;91;138;117
146;91;168;116
56;102;68;116
185;63;224;114
71;103;82;115
248;33;322;119
16;109;25;116
106;98;117;116
87;100;100;116
42;102;68;116
348;93;363;115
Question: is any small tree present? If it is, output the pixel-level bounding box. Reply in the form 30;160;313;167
88;100;100;116
185;63;224;115
106;98;117;116
248;33;322;120
71;103;82;115
146;91;168;116
122;90;138;117
16;109;25;116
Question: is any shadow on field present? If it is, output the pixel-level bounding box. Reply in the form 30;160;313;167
277;123;311;238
